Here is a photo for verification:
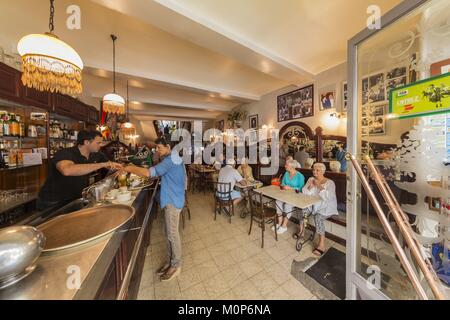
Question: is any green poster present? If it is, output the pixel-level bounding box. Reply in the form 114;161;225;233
389;72;450;119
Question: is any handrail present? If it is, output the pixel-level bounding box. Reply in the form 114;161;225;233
116;179;159;300
347;153;446;300
363;155;446;300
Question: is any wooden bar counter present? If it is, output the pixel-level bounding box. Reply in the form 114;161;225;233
0;181;159;300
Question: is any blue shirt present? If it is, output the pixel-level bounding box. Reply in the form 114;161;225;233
281;171;305;191
150;152;186;209
336;150;347;172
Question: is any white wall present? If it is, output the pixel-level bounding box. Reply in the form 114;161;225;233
233;63;348;136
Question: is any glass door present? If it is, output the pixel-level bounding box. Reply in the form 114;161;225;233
347;0;450;300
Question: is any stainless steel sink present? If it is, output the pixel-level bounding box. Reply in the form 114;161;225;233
36;204;135;253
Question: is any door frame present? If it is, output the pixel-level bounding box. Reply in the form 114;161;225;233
346;0;430;300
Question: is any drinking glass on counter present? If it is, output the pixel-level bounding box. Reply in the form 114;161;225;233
118;173;128;188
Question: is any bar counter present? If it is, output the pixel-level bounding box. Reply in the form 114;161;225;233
0;181;159;300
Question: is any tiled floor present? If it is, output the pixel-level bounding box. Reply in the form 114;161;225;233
137;191;341;300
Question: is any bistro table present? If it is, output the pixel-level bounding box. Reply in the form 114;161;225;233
235;180;264;218
254;185;321;252
190;165;217;193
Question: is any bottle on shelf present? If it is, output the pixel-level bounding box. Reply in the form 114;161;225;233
17;115;25;138
0;112;5;137
0;140;9;168
3;113;10;137
9;113;20;137
9;141;17;167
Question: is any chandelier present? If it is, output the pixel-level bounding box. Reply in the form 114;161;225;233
102;34;125;114
120;80;136;139
17;0;83;96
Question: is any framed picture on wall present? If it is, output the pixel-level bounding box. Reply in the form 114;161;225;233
249;114;258;129
319;85;336;111
386;66;408;96
217;120;224;131
431;58;450;76
342;81;348;112
362;104;387;136
277;84;314;122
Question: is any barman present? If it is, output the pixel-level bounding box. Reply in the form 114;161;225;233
37;130;123;209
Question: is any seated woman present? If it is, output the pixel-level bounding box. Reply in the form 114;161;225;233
301;162;338;256
272;159;305;234
237;157;255;182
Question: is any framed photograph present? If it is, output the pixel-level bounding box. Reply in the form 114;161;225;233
217;120;224;131
30;112;47;121
386;66;407;80
319;85;336;111
342;81;348;112
368;73;385;103
362;104;386;136
362;77;369;105
277;84;314;122
249;115;258;129
431;58;450;76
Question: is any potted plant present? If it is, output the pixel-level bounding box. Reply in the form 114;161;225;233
227;111;247;128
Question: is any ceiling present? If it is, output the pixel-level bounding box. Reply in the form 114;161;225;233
0;0;402;140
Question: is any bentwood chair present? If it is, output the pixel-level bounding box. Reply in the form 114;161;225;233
212;182;234;224
248;189;278;248
180;190;191;230
187;166;201;192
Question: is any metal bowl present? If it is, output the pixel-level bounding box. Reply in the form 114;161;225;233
0;226;45;289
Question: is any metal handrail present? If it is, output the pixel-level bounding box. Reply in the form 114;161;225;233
116;180;159;300
347;153;446;300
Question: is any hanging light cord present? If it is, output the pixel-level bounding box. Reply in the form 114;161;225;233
126;80;129;121
111;34;118;93
49;0;55;33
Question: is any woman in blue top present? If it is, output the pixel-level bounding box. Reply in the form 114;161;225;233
272;159;305;234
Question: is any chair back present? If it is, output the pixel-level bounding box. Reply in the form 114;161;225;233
213;182;232;201
248;189;264;217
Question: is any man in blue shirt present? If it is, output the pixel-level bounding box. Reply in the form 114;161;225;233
123;137;185;281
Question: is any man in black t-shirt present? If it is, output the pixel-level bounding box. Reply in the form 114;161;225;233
37;130;123;209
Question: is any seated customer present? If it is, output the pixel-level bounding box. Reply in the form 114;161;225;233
218;159;246;208
272;160;305;234
237;157;255;182
301;162;338;256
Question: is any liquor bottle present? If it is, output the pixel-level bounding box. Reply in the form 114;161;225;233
17;115;25;137
8;141;17;167
9;113;20;137
0;113;4;137
3;113;10;137
0;140;9;168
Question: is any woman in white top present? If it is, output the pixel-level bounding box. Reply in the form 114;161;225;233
301;163;338;256
237;157;254;182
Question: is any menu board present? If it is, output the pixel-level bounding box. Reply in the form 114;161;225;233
389;72;450;119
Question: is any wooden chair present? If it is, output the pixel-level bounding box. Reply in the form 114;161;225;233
212;182;234;224
187;166;201;192
180;190;191;229
248;189;278;248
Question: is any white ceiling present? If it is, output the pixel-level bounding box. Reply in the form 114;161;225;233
0;0;402;140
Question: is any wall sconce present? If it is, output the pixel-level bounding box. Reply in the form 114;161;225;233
330;112;345;119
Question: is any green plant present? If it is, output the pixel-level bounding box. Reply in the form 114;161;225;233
227;111;247;122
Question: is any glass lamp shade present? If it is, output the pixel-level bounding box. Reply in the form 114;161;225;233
17;33;83;95
102;93;125;114
120;122;135;130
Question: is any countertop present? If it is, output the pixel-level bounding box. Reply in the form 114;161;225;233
0;185;157;300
